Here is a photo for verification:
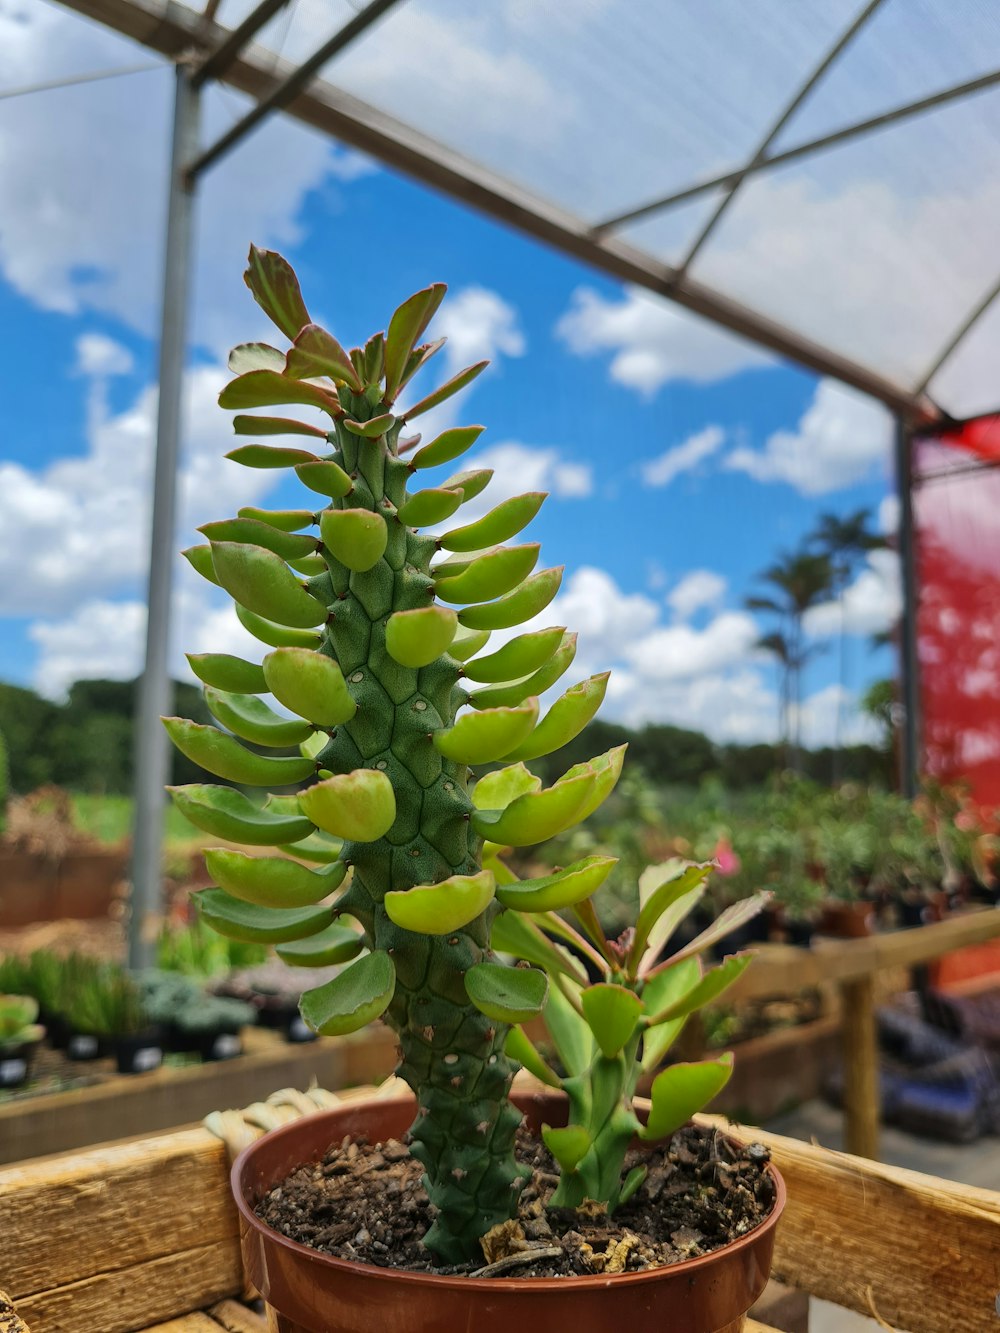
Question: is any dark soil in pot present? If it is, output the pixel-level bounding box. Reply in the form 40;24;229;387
256;1120;774;1278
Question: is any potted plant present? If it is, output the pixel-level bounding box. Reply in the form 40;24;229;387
72;963;164;1074
165;249;784;1332
0;994;45;1089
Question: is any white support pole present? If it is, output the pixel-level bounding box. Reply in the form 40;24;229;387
895;416;920;799
128;62;201;968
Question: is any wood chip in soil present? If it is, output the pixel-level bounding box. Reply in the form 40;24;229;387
254;1122;776;1278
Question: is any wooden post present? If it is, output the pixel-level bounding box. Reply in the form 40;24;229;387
840;974;879;1159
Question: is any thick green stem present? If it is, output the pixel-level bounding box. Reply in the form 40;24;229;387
317;395;523;1262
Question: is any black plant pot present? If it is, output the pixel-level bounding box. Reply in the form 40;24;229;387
195;1027;244;1062
786;918;816;949
42;1012;70;1051
285;1012;318;1044
0;1038;41;1089
66;1030;106;1062
114;1027;165;1075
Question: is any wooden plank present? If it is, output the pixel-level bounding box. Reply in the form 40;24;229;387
0;1126;236;1299
142;1317;226;1332
746;1324;781;1333
703;1115;1000;1333
839;975;879;1159
15;1242;240;1333
207;1302;268;1332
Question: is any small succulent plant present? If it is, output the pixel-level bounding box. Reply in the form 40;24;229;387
0;994;44;1050
493;858;767;1211
166;249;624;1263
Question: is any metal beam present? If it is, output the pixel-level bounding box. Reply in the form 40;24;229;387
913;270;1000;396
595;65;1000;234
186;0;405;180
894;418;920;799
50;0;940;421
128;61;201;970
675;0;885;277
191;0;291;89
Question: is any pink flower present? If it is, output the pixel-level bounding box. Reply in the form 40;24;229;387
955;811;978;832
714;837;741;876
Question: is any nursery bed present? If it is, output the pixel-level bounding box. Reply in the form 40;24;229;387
2;1077;999;1333
0;1024;397;1165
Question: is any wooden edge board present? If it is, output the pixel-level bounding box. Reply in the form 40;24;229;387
698;1112;1000;1333
0;1289;30;1333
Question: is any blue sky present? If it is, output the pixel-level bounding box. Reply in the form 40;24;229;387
0;1;903;746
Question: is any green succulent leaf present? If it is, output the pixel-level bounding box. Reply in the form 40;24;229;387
278;830;344;864
542;977;592;1075
580;983;644;1058
468;633;577;710
244;244;311;341
193;888;333;944
433;699;539;765
619;1166;647;1206
471;769;594;846
385;606;458;668
385;284;446;400
505;673;610;762
219;370;339;417
263;647;357;726
200;518;317;561
285;323;362;390
440;493;546;553
495;855;616;913
397;487;463;527
276;921;365;967
232;415;327;439
465;961;548;1024
212;542;329;628
411;426;485;470
182;545;220;586
363;332;385;384
434;544;540;605
187;653;267;694
203;848;346;908
168;784;314;846
344;413;396;439
659;892;771;971
504;1026;560;1088
541;1124;591;1174
227;445;319;469
630;863;713;973
491;911;588;986
560;743;628;821
404;362;488;420
457;566;563;631
295;460;354;498
298;770;396;842
472;762;541;812
162;718;315;786
204;687;314;747
229;342;285;374
646;954;752;1024
235;603;323;649
640;1054;734;1141
287;553;327;576
238;507;315;531
397;336;445;393
443;468;493;502
463;627;565;684
320;508;388;572
299;951;395;1036
385;870;495;935
448;626;492;661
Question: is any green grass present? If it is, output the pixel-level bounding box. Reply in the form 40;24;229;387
71;795;199;846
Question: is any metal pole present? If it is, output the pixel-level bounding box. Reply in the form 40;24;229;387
895;416;920;798
128;62;201;968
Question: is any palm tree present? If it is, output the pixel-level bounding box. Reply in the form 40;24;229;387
746;550;834;771
809;509;886;780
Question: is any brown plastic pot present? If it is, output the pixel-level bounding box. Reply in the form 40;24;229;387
233;1088;785;1333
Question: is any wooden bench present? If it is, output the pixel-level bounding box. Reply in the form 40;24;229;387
3;1081;999;1332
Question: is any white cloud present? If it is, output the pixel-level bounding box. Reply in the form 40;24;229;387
725;378;892;496
75;333;134;378
878;493;901;537
625;612;759;683
640;425;724;488
804;549;902;639
555;285;774;396
0;340;277;617
0;3;368;352
428;441;594;534
667;569;727;620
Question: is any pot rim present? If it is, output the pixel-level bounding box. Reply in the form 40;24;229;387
232;1089;786;1294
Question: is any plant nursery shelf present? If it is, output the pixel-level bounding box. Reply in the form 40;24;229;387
727;907;1000;1159
0;1025;396;1165
2;1080;999;1333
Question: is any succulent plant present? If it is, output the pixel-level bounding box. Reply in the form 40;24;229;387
493;861;766;1211
0;994;44;1050
165;249;624;1263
